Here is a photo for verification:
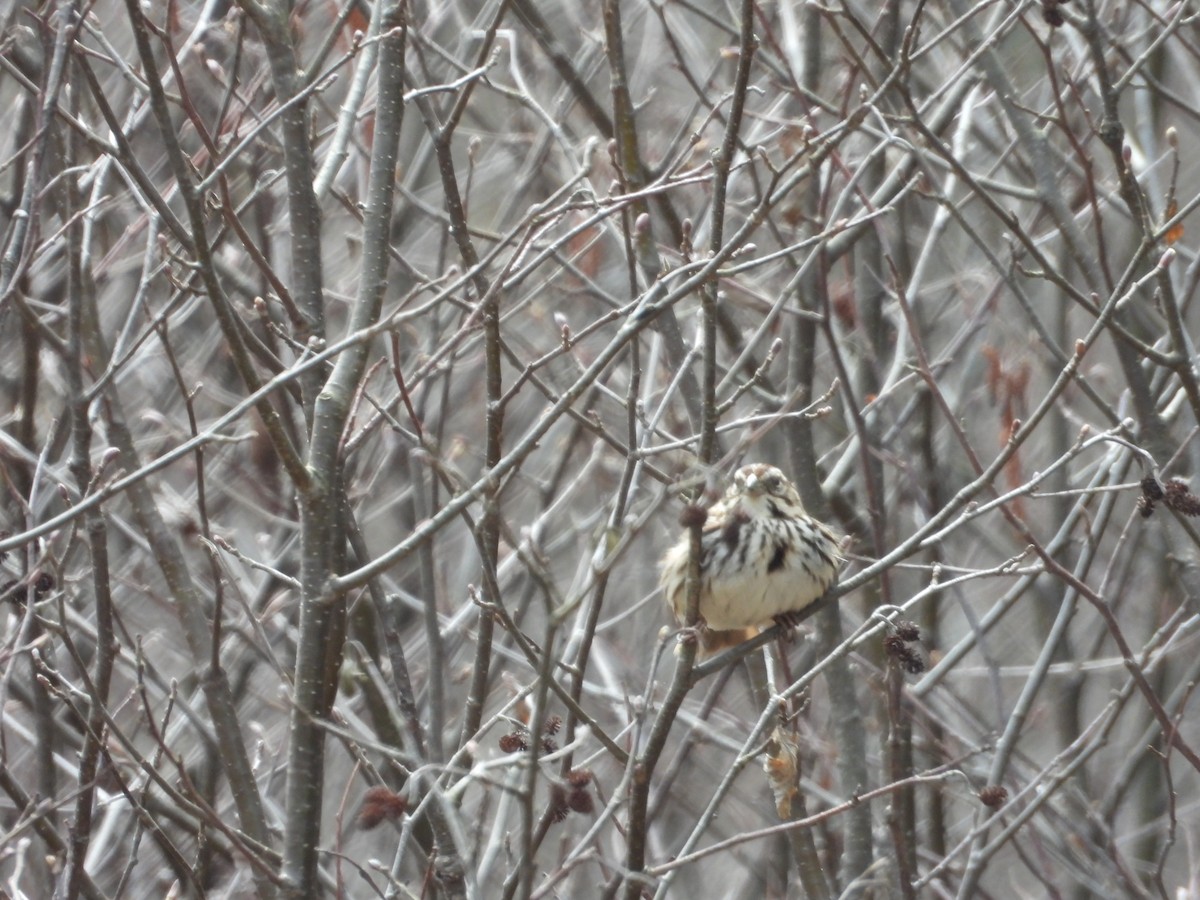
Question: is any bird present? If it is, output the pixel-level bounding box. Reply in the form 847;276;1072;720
660;463;842;657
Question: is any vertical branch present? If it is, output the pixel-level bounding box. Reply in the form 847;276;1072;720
620;0;755;896
398;444;444;762
405;3;511;769
600;0;706;436
280;3;408;896
785;1;875;894
1;13;80;887
235;0;327;415
940;0;1170;462
916;389;948;863
117;0;306;486
90;358;277;897
1075;0;1200;437
0;0;76;300
57;50;116;900
883;657;918;900
105;4;289;879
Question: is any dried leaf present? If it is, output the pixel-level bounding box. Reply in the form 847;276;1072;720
1165;200;1184;245
763;726;800;819
357;786;407;830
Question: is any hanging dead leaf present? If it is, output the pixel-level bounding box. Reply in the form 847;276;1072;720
1165;200;1184;245
763;726;800;819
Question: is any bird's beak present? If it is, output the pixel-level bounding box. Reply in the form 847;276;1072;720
743;474;764;494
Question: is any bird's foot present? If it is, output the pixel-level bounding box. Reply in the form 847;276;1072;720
674;619;709;653
772;609;807;631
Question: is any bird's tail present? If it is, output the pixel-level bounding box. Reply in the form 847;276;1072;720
699;627;760;658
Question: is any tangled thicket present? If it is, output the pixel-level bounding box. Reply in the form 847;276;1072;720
3;1;1200;898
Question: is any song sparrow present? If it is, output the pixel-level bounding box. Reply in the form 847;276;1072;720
660;463;842;656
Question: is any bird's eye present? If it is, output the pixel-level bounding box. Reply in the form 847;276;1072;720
764;473;782;492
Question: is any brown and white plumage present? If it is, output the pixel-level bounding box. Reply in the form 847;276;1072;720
660;464;842;655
